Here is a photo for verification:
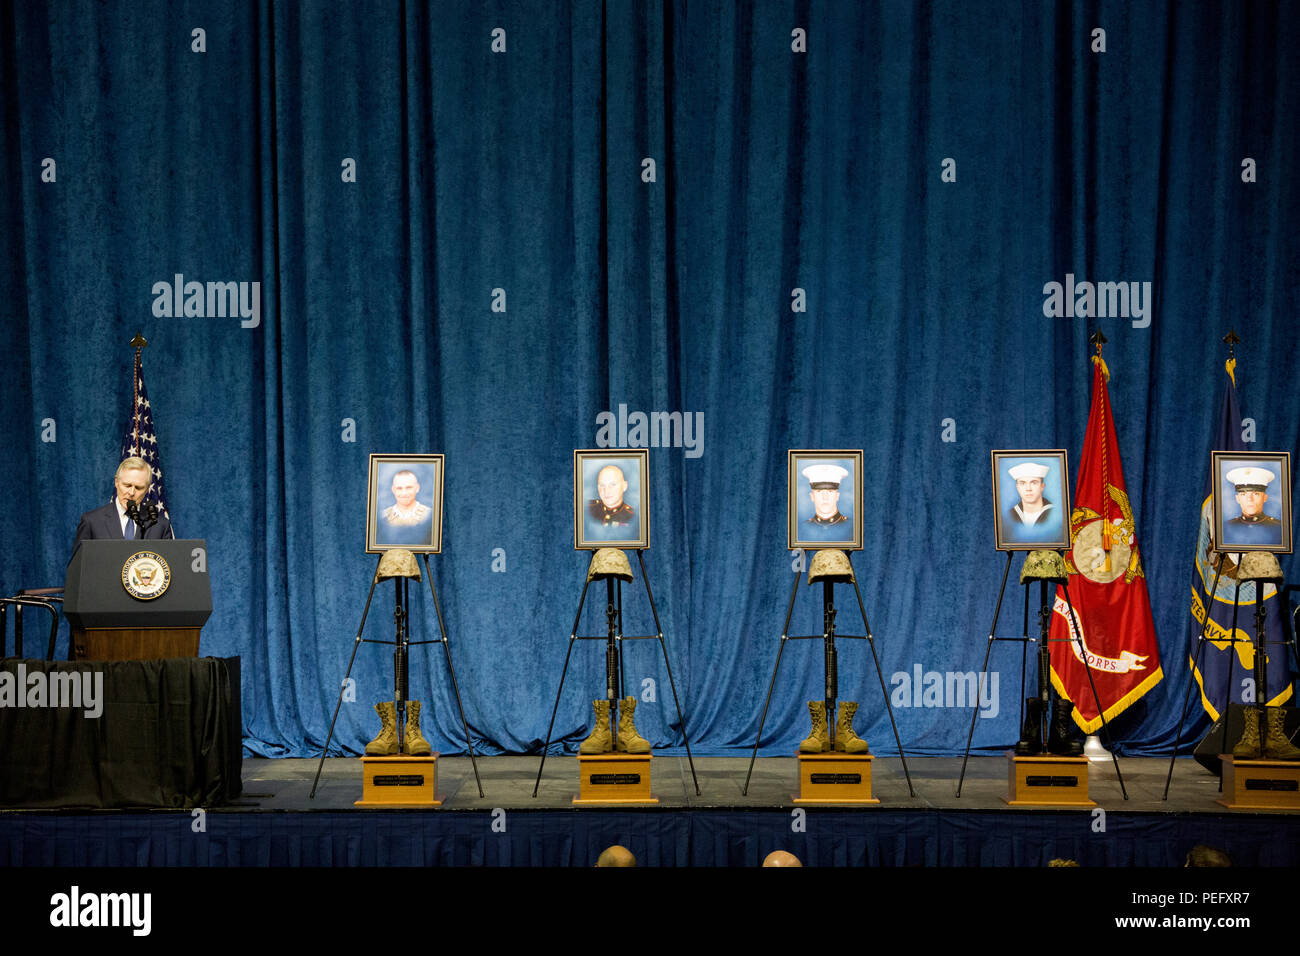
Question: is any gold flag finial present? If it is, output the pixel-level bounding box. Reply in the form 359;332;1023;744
1223;329;1240;386
129;332;148;350
1090;329;1109;380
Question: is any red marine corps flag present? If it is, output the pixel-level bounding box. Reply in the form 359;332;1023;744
1049;338;1162;732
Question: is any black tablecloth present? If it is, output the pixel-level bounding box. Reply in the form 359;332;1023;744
0;657;242;808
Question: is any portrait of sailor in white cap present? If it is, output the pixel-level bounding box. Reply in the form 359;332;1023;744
1006;462;1054;527
996;459;1067;546
1223;465;1283;547
802;463;850;539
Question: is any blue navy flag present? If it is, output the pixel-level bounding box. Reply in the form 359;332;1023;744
1188;363;1292;718
118;347;174;533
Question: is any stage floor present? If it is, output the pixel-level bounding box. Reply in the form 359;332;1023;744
255;753;1267;813
5;755;1298;866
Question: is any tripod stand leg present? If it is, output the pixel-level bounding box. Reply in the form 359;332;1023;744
1060;584;1127;800
1282;587;1300;706
636;551;699;795
956;548;1013;796
743;569;802;796
1020;580;1030;733
423;556;484;798
849;570;916;797
310;571;381;799
958;551;1014;797
616;578;626;701
1219;572;1245;782
533;577;592;798
1163;557;1225;799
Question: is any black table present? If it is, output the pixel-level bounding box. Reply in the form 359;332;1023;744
0;657;242;808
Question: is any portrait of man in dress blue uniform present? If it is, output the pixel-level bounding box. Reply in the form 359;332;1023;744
1217;460;1288;551
578;454;646;547
788;453;861;550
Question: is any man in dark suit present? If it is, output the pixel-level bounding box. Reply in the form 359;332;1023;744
73;456;174;548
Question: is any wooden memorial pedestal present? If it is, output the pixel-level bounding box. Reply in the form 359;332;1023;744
1004;752;1095;807
793;751;879;805
355;754;443;807
573;753;658;805
1216;756;1300;810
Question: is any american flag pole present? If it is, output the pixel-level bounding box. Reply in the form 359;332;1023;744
120;332;175;538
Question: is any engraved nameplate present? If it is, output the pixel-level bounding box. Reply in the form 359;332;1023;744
1026;775;1078;788
590;773;641;785
374;775;426;787
810;773;863;785
1244;778;1299;792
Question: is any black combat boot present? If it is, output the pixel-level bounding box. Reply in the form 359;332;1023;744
1046;697;1084;756
1014;698;1043;756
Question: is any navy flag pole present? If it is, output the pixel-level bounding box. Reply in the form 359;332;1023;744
1187;333;1291;719
118;332;175;536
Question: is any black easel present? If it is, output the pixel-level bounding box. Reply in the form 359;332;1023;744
1052;579;1128;798
956;550;1027;796
956;551;1128;799
742;552;915;797
1198;556;1292;792
1283;585;1300;706
1162;552;1235;798
310;553;483;799
533;550;698;797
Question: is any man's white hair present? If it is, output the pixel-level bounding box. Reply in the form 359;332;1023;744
116;457;153;486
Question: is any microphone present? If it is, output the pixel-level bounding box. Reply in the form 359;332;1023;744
135;499;159;536
125;499;141;521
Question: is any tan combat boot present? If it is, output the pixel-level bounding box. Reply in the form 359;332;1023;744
404;700;433;756
799;701;830;753
365;701;399;755
1263;706;1300;760
1232;708;1262;759
834;700;871;754
615;696;651;753
579;699;613;754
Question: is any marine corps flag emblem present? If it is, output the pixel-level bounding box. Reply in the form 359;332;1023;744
1049;347;1163;732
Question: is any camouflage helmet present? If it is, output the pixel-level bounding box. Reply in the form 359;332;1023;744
1239;551;1283;584
587;547;634;582
1020;549;1068;585
376;548;422;581
807;548;855;584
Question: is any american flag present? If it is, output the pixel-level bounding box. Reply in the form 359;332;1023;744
118;346;173;531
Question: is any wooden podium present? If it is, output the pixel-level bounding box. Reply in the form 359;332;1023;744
72;627;200;661
573;753;658;805
64;539;211;661
793;751;879;805
1217;755;1300;810
1004;752;1095;807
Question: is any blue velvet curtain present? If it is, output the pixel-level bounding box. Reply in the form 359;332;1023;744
4;1;1297;757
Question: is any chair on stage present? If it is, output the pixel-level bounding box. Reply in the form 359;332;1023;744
0;587;64;660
